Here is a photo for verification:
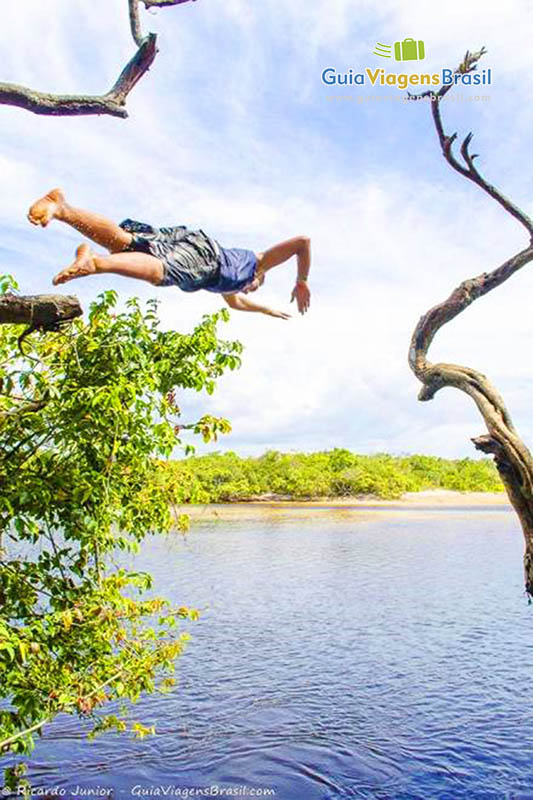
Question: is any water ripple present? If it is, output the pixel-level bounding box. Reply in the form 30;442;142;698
11;508;533;799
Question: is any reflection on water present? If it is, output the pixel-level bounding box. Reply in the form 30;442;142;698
13;507;533;799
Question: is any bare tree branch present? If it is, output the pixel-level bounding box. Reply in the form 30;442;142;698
109;32;158;105
132;0;197;45
0;293;82;328
0;34;158;119
408;50;533;597
409;245;533;398
142;0;198;7
129;0;145;47
0;0;201;118
423;49;533;239
0;83;128;119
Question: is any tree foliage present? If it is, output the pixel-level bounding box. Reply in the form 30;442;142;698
159;449;503;503
0;276;241;787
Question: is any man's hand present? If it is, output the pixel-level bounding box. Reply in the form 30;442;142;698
291;281;310;314
242;273;265;294
268;308;291;320
224;293;290;318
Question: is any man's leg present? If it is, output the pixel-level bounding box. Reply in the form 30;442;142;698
28;188;133;253
245;236;311;292
53;244;164;286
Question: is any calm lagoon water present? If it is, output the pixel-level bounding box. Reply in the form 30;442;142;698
14;505;533;799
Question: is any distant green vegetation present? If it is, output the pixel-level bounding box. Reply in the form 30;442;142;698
162;449;504;502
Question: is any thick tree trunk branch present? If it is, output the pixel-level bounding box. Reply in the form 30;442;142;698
0;31;158;119
410;245;533;387
409;50;533;597
0;83;130;119
0;293;82;328
108;32;158;104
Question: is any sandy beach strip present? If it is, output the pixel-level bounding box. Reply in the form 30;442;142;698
174;490;510;521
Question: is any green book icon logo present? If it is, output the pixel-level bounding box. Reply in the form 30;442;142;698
394;38;425;61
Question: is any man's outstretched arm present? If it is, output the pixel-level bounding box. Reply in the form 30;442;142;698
250;236;311;314
223;293;290;319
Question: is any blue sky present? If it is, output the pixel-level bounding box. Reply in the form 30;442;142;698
3;0;533;457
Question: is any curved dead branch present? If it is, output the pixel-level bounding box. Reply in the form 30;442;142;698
422;49;533;239
409;49;533;597
129;0;145;48
0;0;198;119
0;34;158;119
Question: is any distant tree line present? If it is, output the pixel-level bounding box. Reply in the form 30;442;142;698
161;449;503;503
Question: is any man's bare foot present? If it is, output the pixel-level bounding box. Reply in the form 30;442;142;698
28;188;65;227
53;244;96;285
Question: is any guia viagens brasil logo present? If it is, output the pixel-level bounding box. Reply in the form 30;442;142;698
322;38;492;89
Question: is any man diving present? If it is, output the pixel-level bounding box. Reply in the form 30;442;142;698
28;189;311;318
